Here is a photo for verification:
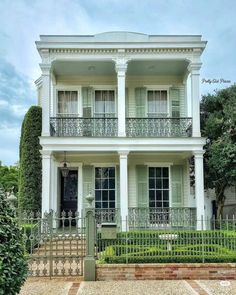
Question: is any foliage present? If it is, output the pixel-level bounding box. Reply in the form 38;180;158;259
0;164;19;195
0;189;28;295
201;85;236;217
18;106;42;211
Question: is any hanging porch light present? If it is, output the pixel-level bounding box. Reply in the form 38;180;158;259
61;151;69;178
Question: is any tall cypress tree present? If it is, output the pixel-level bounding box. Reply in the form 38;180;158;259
19;106;42;211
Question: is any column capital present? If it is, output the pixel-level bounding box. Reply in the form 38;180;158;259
188;62;202;75
193;150;205;158
118;151;129;158
40;150;52;158
40;63;51;75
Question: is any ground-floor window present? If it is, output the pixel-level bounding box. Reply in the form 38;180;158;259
149;167;169;208
95;167;115;209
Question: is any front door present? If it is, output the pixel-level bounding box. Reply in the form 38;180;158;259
61;170;78;215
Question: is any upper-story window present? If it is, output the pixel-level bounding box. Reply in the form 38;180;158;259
57;90;78;116
147;90;168;117
94;90;115;117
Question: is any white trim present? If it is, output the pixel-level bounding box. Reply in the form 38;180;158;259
144;85;172;89
144;162;173;167
91;163;118;167
55;86;82;116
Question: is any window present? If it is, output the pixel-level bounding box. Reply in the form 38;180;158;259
94;90;115;117
95;167;115;209
149;167;169;208
147;90;168;117
57;90;78;115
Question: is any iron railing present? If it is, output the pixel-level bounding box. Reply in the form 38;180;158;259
95;208;121;226
128;207;197;229
126;117;192;137
50;117;118;137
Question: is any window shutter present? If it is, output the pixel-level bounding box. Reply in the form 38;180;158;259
83;165;93;207
136;165;148;207
125;87;129;117
135;87;146;117
82;87;93;117
116;165;120;208
171;165;183;207
170;88;180;117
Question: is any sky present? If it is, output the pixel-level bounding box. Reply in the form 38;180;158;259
0;0;236;165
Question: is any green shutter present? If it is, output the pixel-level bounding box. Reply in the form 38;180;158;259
171;165;183;207
135;87;146;117
125;88;129;117
83;165;93;207
116;166;120;208
136;165;148;207
170;88;180;117
82;87;93;117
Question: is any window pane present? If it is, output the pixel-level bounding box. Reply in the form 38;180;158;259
156;202;162;208
95;179;101;189
103;202;108;209
102;168;109;178
109;202;115;209
163;190;169;201
163;202;169;208
156;168;161;177
102;190;108;201
95;202;101;208
156;190;162;200
57;91;78;114
101;179;108;189
156;179;162;189
95;168;102;178
109;190;115;201
163;168;169;177
109;179;115;189
149;178;155;189
163;179;169;189
149;201;155;208
149;167;155;177
109;168;115;178
95;190;101;201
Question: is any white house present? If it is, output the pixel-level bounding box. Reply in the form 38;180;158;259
35;32;208;230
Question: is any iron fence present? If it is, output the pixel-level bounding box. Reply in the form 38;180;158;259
96;217;236;264
18;211;86;277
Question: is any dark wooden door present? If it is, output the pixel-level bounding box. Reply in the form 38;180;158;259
61;170;78;215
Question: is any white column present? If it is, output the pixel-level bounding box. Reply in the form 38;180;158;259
40;64;51;136
119;151;129;231
116;61;127;137
194;151;205;230
41;150;52;217
188;63;202;137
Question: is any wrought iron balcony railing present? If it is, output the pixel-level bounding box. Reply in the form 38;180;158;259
95;208;121;226
126;117;192;137
128;207;197;229
50;117;118;137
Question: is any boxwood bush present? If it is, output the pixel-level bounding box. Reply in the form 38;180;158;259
0;190;28;295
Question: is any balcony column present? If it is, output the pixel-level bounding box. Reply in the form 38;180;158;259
41;150;52;217
194;151;205;230
40;63;51;136
119;151;129;231
188;63;202;137
115;60;128;137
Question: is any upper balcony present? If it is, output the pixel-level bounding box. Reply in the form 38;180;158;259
36;32;206;139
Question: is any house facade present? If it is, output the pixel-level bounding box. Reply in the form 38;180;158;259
35;32;207;230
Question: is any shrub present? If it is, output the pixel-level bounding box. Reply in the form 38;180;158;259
19;106;42;211
0;189;28;295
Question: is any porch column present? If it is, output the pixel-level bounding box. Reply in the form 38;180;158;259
41;150;52;216
119;151;129;231
194;151;205;230
115;60;128;137
40;63;51;136
188;63;202;137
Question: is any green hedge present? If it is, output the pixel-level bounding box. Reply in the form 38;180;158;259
21;223;39;253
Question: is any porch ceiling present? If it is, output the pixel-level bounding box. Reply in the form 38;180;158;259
52;59;189;77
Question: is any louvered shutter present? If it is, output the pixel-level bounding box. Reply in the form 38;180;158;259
171;165;183;207
170;88;180;117
135;87;146;117
136;165;148;207
82;87;93;117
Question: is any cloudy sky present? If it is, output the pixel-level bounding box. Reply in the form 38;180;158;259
0;0;235;165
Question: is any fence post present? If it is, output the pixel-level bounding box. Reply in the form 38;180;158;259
84;194;96;281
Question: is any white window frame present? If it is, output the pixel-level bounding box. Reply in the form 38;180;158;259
94;165;117;210
144;85;171;118
147;164;172;208
55;86;82;116
92;86;117;117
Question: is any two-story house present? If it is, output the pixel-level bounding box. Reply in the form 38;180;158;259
35;32;207;230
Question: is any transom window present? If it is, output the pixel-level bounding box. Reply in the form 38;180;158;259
57;90;78;115
149;167;169;208
147;90;168;117
94;90;115;117
95;167;115;209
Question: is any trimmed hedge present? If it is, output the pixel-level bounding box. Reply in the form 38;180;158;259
0;190;28;295
19;106;42;211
